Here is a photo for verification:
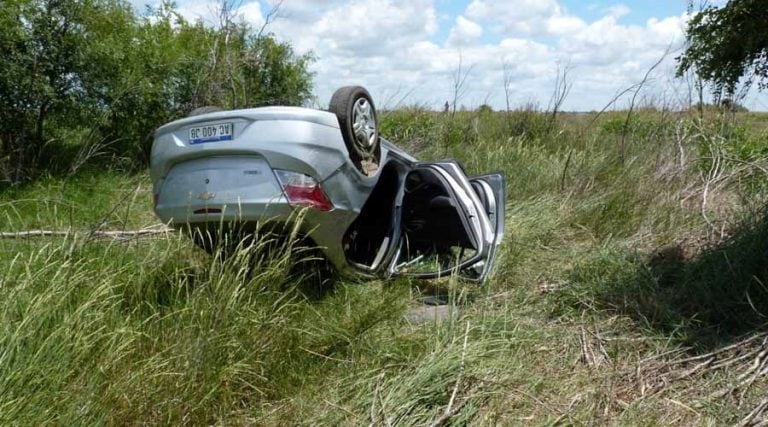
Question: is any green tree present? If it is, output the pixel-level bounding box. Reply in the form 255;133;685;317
241;36;314;107
678;0;768;97
0;0;314;182
0;0;108;181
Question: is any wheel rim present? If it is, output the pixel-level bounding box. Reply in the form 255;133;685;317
352;98;377;151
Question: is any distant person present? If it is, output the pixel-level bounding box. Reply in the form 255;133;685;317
443;101;449;113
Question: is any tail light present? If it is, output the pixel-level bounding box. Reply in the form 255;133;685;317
274;169;333;211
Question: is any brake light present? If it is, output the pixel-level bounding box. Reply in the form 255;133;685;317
274;170;333;211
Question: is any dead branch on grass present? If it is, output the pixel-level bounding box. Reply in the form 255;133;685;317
631;331;768;405
578;325;609;368
0;226;173;240
736;397;768;427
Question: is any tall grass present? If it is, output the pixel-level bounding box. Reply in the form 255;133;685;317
1;106;767;424
0;232;397;424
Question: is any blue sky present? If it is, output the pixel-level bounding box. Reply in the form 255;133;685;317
148;0;767;111
564;0;683;24
432;0;687;43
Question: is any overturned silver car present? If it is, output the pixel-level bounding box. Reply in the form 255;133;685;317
150;86;504;282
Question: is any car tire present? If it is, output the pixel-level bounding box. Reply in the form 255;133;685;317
329;86;380;174
188;106;222;117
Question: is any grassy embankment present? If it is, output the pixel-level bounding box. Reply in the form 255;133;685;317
1;108;768;424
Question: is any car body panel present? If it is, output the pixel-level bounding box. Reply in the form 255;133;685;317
152;108;348;191
157;156;287;223
469;173;505;282
150;105;501;282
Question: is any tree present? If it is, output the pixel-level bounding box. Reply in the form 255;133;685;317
0;0;124;181
677;0;768;97
0;0;314;182
241;36;314;107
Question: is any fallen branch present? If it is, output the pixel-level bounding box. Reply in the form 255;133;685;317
428;399;467;427
631;331;768;404
672;333;768;366
736;397;768;427
0;227;173;239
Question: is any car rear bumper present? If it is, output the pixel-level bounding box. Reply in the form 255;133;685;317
153;155;361;272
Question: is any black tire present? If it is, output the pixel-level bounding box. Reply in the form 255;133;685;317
188;106;222;117
329;86;380;173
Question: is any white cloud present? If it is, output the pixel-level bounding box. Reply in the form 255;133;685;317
546;14;587;36
447;16;483;47
131;0;266;29
175;0;218;25
558;14;686;67
259;0;442;103
310;0;438;56
606;4;631;19
238;2;265;29
466;0;564;36
132;0;766;111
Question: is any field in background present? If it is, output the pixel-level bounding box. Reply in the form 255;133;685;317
2;107;768;424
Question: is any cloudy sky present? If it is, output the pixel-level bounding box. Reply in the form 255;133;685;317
134;0;768;111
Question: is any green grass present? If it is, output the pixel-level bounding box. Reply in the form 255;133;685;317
1;108;768;424
0;169;156;230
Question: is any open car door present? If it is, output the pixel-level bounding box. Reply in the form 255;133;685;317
388;161;504;282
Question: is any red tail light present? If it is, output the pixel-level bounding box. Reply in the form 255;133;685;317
274;170;333;211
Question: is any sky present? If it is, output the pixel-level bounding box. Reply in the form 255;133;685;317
131;0;768;111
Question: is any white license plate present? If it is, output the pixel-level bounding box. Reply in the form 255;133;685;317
188;123;233;144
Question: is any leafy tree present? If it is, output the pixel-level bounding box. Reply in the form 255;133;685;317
678;0;768;97
241;36;314;107
0;0;104;181
0;0;314;182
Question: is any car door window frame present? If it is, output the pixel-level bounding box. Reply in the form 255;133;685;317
387;163;488;279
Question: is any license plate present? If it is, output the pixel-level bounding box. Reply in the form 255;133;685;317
188;123;233;144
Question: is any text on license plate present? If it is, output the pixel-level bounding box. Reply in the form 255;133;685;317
188;123;233;144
